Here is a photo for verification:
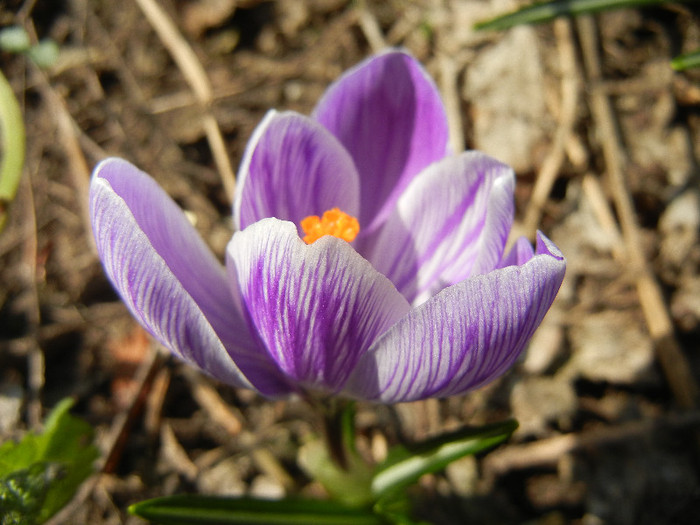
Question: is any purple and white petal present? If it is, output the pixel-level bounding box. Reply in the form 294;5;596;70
498;235;536;268
234;111;360;233
91;158;293;397
363;152;514;305
344;232;565;402
313;50;450;232
226;218;411;393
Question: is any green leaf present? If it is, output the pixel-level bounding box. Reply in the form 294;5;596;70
0;398;99;523
129;495;387;525
0;67;26;233
474;0;668;31
0;27;31;53
372;495;431;525
671;48;700;71
26;40;60;69
371;419;517;500
0;26;59;69
0;462;65;525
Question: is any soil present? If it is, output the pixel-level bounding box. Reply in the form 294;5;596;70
1;1;699;524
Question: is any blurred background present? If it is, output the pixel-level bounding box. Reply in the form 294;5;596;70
1;0;699;523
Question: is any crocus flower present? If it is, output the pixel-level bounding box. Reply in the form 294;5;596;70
90;50;565;403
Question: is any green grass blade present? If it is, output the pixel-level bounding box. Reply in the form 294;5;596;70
671;48;700;71
474;0;667;31
371;419;517;500
129;495;386;525
0;67;25;232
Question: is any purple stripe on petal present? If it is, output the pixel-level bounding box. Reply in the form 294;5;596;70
91;158;292;397
226;218;411;394
363;152;514;305
313;50;449;232
344;232;565;402
234;111;360;233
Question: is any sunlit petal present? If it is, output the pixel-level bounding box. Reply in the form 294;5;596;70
313;50;449;232
234;110;360;234
363;152;514;304
90;159;293;396
227;218;410;393
345;233;565;402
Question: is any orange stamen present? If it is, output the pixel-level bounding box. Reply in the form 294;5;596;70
301;207;360;244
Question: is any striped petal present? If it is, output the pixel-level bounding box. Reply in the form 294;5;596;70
344;233;565;402
313;50;449;232
90;158;292;397
226;218;410;394
498;235;536;268
234;111;360;234
363;152;514;305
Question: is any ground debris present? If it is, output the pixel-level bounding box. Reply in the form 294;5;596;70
0;1;698;523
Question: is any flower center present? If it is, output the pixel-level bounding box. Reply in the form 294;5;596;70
300;207;360;244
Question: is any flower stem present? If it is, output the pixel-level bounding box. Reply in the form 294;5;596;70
298;397;374;507
317;398;356;471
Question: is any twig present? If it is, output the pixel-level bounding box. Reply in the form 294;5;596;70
101;343;164;474
133;0;236;201
161;422;199;481
251;447;296;492
2;50;43;426
385;7;422;46
16;0;39;21
144;367;171;438
484;411;700;476
581;173;624;260
47;342;164;523
577;15;699;410
44;475;100;525
438;54;464;154
182;367;244;437
356;2;386;53
519;18;579;239
29;66;93;252
17;158;43;428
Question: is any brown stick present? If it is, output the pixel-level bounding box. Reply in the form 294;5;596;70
134;0;236;201
576;15;699;410
484;411;700;476
520;18;580;239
